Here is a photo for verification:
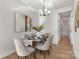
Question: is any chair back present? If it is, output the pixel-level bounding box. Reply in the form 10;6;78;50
14;39;28;56
42;35;53;50
23;39;33;46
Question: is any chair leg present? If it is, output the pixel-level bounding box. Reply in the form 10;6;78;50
17;55;19;59
40;50;42;53
44;52;46;59
50;45;52;50
33;51;37;59
18;56;26;59
20;56;26;59
24;56;27;59
47;50;50;55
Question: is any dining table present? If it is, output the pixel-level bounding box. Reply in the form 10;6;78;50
23;33;50;59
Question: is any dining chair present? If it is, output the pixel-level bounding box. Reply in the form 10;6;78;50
23;39;33;47
14;39;35;59
35;34;53;59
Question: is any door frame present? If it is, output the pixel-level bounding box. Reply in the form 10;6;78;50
57;9;72;41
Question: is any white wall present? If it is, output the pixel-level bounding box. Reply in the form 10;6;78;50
70;0;79;59
0;2;16;58
70;32;79;59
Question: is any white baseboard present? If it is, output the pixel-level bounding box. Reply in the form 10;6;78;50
0;49;15;59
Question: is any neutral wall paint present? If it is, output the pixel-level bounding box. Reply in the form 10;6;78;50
70;32;79;58
0;0;28;58
70;0;79;59
0;3;16;58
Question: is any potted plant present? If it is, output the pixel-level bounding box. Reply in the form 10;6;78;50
32;24;44;37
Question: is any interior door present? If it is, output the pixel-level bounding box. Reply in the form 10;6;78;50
59;11;71;38
60;12;70;37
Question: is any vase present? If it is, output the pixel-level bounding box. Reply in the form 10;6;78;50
36;32;41;37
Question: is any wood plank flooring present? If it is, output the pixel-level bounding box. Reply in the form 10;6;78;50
2;36;75;59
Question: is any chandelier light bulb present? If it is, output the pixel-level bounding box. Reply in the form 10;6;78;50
39;9;51;16
48;11;51;14
45;9;47;12
39;10;42;13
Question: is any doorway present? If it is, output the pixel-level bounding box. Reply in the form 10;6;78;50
59;11;71;38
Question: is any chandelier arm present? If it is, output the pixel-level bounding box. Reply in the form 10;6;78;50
44;0;45;11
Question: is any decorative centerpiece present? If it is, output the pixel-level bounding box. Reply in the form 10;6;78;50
32;24;44;37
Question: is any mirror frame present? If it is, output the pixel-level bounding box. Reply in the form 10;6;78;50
14;12;32;32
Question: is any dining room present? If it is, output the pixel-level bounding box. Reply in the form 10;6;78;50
0;0;77;59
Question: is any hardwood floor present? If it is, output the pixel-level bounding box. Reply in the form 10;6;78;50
2;36;75;59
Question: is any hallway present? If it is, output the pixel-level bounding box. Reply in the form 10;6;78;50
50;36;75;59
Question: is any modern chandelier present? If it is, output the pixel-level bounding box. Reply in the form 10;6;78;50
39;0;51;16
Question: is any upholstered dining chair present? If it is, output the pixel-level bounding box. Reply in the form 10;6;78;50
35;34;53;59
14;39;35;59
23;39;33;47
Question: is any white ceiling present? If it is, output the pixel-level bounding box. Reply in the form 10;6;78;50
17;0;74;9
52;0;74;9
1;0;74;14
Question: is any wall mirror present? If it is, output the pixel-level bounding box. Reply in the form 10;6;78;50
14;12;31;32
